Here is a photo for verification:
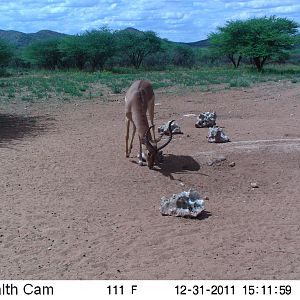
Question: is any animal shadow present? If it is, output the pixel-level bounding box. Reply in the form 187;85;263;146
154;154;201;178
0;113;53;146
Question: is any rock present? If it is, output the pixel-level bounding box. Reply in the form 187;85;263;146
229;162;236;167
207;126;230;143
160;189;205;218
183;113;197;117
158;120;183;135
250;182;259;188
207;156;227;166
195;111;216;128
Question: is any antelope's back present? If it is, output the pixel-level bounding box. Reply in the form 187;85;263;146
125;80;154;113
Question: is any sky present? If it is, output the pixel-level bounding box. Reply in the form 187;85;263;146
0;0;300;42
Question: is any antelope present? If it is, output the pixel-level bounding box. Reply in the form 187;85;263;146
125;80;174;169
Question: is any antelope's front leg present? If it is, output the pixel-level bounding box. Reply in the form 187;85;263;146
138;137;147;166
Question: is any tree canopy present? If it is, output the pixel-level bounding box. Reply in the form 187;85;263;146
24;38;62;69
115;30;161;68
209;16;299;71
0;38;14;68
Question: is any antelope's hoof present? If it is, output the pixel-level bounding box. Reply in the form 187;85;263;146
137;154;147;163
138;160;145;166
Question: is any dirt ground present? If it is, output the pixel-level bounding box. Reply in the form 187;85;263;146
0;81;299;280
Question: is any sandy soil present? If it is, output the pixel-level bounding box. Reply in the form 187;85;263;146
0;81;299;280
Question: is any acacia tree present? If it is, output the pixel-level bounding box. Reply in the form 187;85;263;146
209;20;246;68
81;28;115;70
59;28;115;70
24;38;62;69
115;30;161;68
171;45;195;67
209;16;299;71
241;16;298;71
0;39;14;68
59;35;88;70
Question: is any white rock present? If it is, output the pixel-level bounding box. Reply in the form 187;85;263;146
160;189;205;218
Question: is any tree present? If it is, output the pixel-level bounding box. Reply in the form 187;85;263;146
59;35;88;70
171;45;195;67
81;28;115;71
115;30;161;68
24;38;62;69
241;16;298;71
0;39;14;68
209;20;246;68
209;16;299;71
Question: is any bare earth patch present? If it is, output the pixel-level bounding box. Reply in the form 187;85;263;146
0;81;299;280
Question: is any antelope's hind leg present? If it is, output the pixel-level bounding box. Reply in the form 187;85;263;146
125;116;131;157
129;121;136;156
125;114;136;158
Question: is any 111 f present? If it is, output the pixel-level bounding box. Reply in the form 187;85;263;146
107;285;138;295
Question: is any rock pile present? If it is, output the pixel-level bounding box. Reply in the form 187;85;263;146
160;189;205;218
207;126;230;143
158;120;182;135
195;111;216;128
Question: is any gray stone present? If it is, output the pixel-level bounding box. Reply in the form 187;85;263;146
207;126;230;143
160;189;205;218
158;120;183;135
195;111;216;128
207;156;227;166
250;182;259;188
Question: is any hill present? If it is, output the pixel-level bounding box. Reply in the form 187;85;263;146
0;30;69;48
122;27;209;48
0;27;209;49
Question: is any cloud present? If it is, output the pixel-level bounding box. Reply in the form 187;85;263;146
0;0;299;41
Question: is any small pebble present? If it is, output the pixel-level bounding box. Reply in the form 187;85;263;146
229;162;235;167
250;182;259;188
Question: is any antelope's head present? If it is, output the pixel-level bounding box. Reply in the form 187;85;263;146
144;120;175;169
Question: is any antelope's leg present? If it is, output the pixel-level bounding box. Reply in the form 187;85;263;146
138;137;144;166
148;96;156;141
125;116;130;157
129;122;136;155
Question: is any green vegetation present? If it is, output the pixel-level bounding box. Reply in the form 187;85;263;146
1;65;300;104
0;16;299;74
0;39;14;70
0;16;299;105
114;30;161;69
210;16;299;71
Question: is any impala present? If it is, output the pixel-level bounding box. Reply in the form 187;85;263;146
125;80;174;169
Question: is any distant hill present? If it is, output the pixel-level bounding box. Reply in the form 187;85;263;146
0;29;69;48
182;39;210;48
122;27;209;48
0;28;208;49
